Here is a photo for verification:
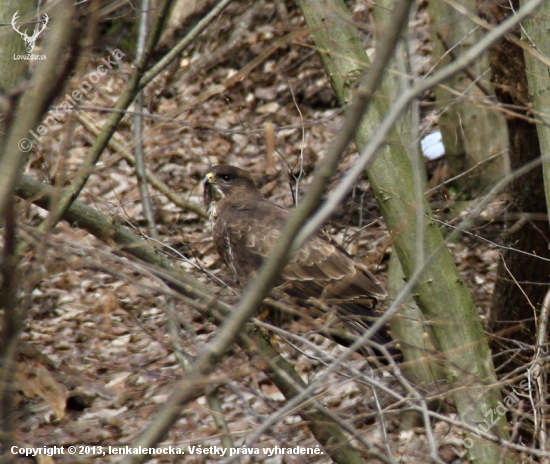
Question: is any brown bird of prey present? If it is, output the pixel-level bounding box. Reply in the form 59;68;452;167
203;164;393;354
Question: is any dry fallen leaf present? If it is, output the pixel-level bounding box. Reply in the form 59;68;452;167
16;361;68;420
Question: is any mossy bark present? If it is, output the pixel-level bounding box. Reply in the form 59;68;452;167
295;0;513;462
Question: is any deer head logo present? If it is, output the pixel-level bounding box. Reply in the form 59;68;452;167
11;11;49;54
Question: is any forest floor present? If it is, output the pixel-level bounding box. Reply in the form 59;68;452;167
11;1;520;463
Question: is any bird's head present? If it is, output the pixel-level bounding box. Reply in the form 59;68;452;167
203;165;260;208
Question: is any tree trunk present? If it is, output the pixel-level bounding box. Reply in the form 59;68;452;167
478;0;550;368
521;1;550;228
373;0;447;407
296;0;512;462
431;0;509;195
0;0;34;144
0;1;74;450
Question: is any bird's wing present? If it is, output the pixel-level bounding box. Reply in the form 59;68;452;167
215;198;386;303
283;235;386;303
215;197;392;348
282;233;390;346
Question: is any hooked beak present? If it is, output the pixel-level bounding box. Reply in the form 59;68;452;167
203;171;215;185
203;171;225;203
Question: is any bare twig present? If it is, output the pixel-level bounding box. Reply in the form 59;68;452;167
39;0;174;231
166;298;240;460
134;0;159;240
289;83;306;206
15;175;372;464
294;0;545;247
0;0;75;220
0;197;20;449
139;0;233;92
0;0;75;447
17;173;550;460
533;288;550;462
75;111;207;218
435;31;495;98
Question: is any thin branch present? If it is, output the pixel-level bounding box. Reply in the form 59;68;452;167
533;288;550;462
293;0;545;248
17;173;550;459
113;0;416;455
75;111;207;217
166;298;240;460
445;0;550;68
0;196;20;449
0;0;75;221
0;0;75;446
39;0;175;232
134;0;160;240
435;31;495;98
138;0;233;91
15;174;370;464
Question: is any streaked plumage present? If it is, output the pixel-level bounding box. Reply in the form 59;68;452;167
203;164;393;352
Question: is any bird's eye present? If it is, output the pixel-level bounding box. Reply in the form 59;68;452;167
219;174;233;183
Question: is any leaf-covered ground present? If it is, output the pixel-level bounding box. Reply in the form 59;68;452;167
11;1;518;463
